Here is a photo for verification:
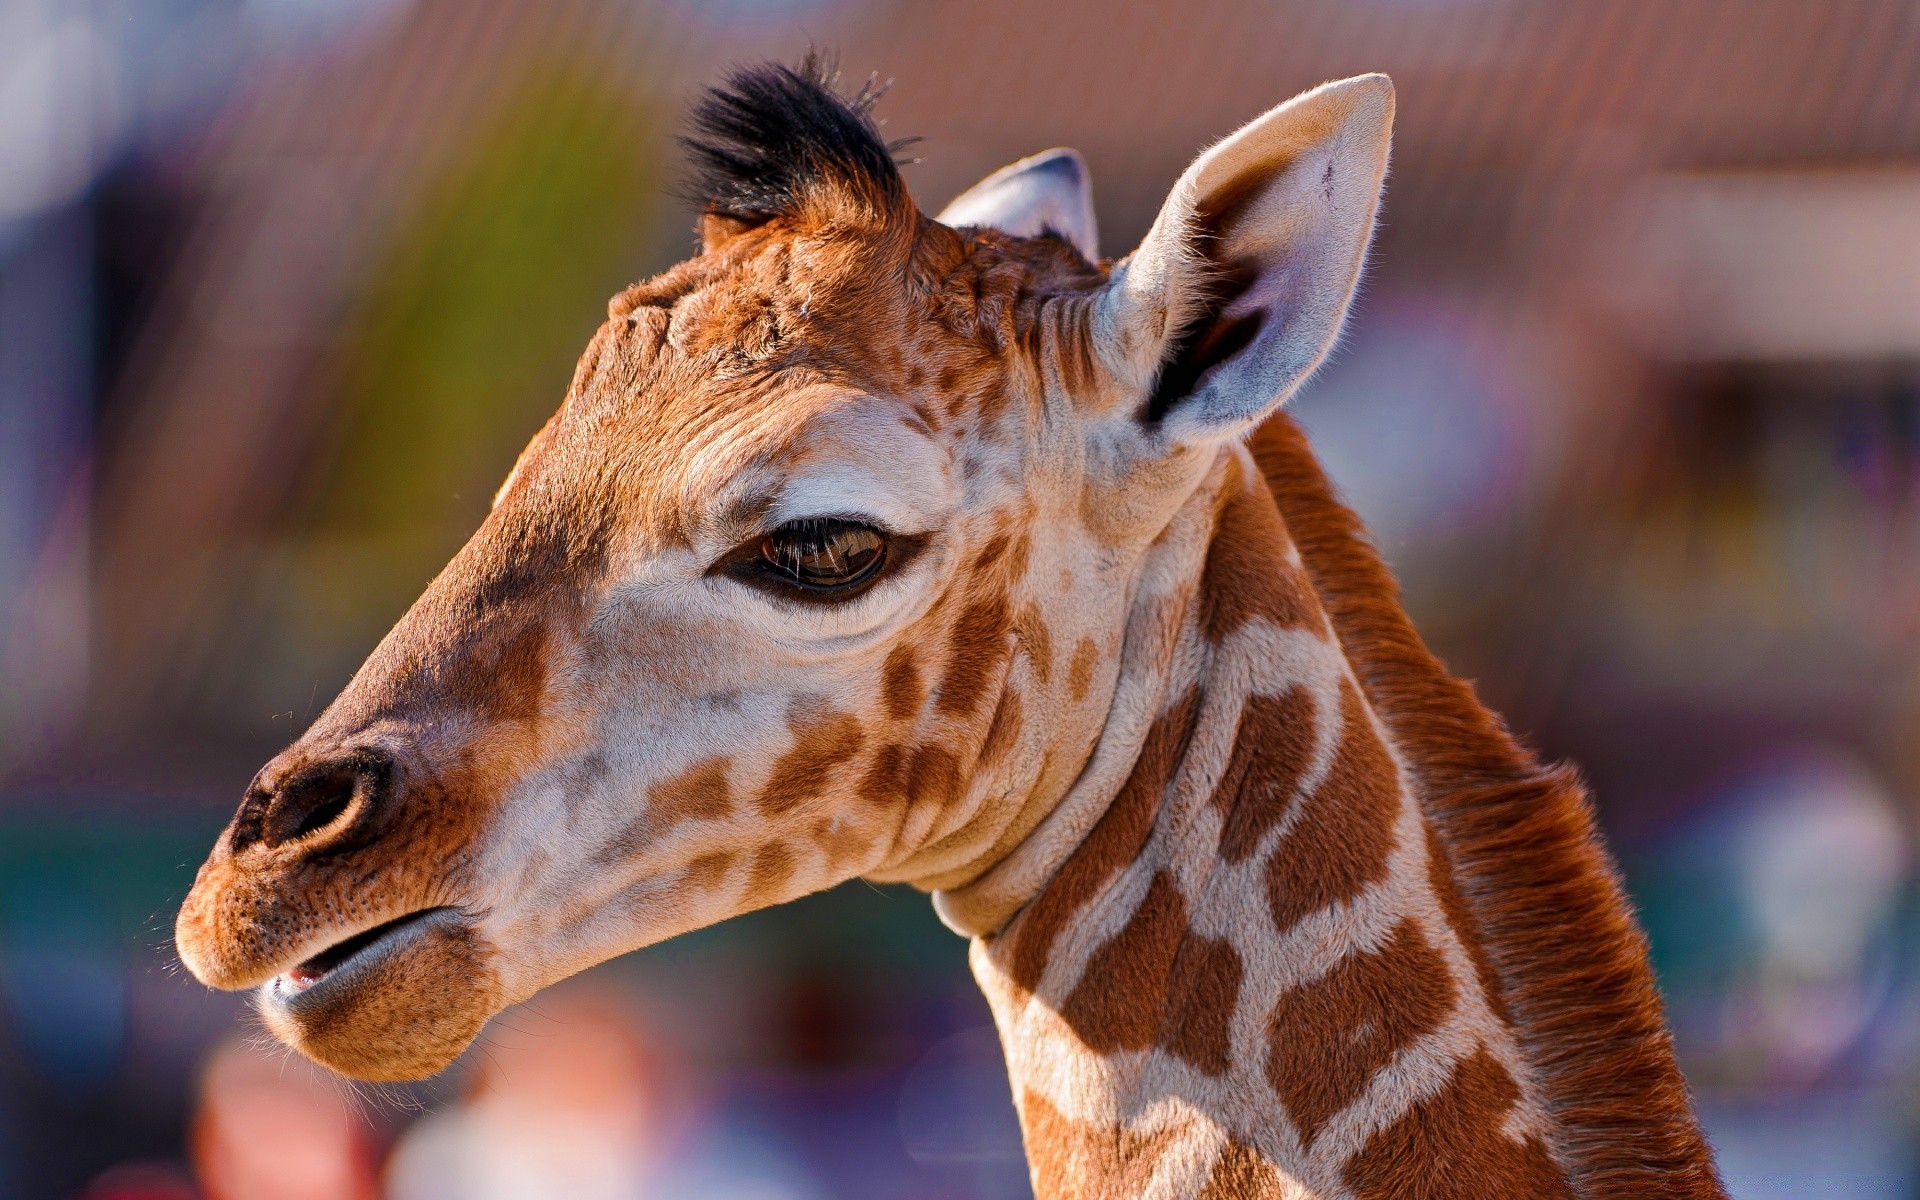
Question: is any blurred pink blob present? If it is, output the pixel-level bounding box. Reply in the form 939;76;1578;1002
385;987;666;1200
189;1039;377;1200
78;1162;201;1200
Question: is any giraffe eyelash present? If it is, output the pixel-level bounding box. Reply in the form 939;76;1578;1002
762;517;887;589
713;516;930;605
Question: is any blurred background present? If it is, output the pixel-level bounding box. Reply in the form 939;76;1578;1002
2;0;1918;1196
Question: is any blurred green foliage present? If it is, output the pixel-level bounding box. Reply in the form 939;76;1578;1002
305;61;659;628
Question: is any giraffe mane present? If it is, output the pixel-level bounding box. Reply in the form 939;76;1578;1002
1250;413;1722;1195
680;51;915;227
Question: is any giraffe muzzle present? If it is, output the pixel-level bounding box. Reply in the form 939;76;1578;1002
176;727;511;1077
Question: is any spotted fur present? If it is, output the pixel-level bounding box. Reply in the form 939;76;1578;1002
176;58;1723;1194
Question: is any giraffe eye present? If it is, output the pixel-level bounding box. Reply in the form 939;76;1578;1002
758;518;887;591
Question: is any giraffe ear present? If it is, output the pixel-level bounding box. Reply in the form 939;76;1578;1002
1097;74;1393;443
936;148;1099;260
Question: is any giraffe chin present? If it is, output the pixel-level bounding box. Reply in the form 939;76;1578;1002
254;909;504;1082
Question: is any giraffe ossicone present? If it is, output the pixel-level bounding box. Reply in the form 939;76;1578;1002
176;54;1725;1198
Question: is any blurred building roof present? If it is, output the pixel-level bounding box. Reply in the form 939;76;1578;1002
60;0;1920;784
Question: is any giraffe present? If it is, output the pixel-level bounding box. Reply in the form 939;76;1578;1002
175;56;1726;1197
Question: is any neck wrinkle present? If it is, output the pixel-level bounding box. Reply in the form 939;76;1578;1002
930;452;1229;938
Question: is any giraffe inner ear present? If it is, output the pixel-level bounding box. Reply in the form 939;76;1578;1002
936;149;1099;260
1099;74;1394;444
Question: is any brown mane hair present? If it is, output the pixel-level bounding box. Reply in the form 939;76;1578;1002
1249;413;1724;1196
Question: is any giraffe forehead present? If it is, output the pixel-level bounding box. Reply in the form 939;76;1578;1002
514;224;1114;561
530;364;947;556
617;221;1101;404
651;397;962;570
753;402;956;528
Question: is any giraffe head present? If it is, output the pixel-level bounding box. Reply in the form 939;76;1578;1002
175;56;1393;1081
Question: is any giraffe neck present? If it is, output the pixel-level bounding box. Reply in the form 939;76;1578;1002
959;420;1725;1199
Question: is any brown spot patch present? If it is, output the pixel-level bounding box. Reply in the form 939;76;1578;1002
683;850;736;892
1002;529;1033;583
974;375;1016;427
1198;1138;1283;1199
591;757;734;871
743;842;797;908
1013;601;1055;685
1020;1088;1177;1200
1214;686;1316;863
647;756;733;829
1201;474;1318;641
475;621;551;725
1060;871;1186;1052
859;741;909;804
937;360;968;394
758;708;865;815
1163;932;1243;1076
1006;690;1200;992
1344;1048;1572;1199
906;743;962;815
1265;680;1400;936
973;532;1013;573
977;688;1025;771
881;645;924;722
859;739;961;815
935;595;1011;717
1068;636;1100;703
1266;919;1455;1146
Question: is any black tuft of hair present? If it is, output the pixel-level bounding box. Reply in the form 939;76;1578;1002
680;51;913;225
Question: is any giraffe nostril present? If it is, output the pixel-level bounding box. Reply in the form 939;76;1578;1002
235;747;394;853
282;773;357;844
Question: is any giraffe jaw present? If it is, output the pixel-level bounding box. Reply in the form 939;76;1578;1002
253;907;504;1081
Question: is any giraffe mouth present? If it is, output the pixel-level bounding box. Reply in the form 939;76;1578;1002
251;903;500;1081
271;907;454;999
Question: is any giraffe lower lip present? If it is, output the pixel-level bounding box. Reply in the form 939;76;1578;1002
279;908;450;994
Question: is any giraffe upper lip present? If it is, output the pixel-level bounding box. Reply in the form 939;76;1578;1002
272;907;454;998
